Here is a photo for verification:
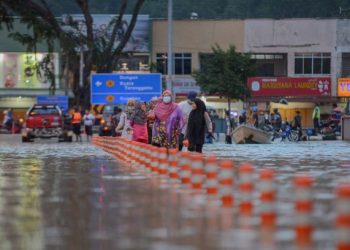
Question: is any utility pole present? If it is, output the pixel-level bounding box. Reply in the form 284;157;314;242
167;0;173;94
79;47;84;88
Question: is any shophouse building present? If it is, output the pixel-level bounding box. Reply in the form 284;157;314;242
152;18;350;126
336;20;350;111
151;19;245;117
244;19;339;127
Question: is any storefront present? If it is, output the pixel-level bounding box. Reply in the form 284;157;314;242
0;52;63;122
247;77;337;127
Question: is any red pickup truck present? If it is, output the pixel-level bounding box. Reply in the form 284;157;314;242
22;104;73;142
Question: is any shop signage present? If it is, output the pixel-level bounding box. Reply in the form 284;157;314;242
338;78;350;97
90;73;161;104
248;77;331;96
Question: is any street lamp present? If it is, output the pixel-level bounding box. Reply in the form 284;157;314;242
79;47;84;88
161;54;167;75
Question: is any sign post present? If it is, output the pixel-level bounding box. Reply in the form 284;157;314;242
90;73;162;104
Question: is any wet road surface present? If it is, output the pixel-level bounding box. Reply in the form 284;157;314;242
0;134;350;250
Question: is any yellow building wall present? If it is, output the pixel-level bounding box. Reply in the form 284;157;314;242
152;20;245;71
279;108;313;128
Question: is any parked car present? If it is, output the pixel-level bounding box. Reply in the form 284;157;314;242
22;104;73;142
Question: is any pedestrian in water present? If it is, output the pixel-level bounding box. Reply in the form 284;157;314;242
225;111;233;144
264;111;270;125
238;110;247;125
130;101;148;144
110;106;121;137
146;97;158;144
115;99;134;140
252;109;259;128
83;109;95;142
71;107;82;142
312;103;320;135
293;110;302;140
273;108;282;130
151;90;184;149
186;98;213;153
178;91;197;151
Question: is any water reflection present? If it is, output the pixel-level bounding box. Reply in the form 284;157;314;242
0;138;349;249
0;156;43;250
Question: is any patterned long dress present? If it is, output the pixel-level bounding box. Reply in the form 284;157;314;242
152;107;184;149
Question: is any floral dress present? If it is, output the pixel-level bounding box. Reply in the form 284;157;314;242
152;107;184;149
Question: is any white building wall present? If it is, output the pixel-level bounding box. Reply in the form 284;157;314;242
336;20;350;79
244;19;338;95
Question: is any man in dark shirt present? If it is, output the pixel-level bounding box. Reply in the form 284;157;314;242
111;107;121;136
273;108;282;130
293;110;302;140
239;110;246;125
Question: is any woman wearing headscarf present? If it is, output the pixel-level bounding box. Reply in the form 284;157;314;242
186;98;212;153
115;98;135;140
130;101;148;143
146;97;159;144
151;90;184;149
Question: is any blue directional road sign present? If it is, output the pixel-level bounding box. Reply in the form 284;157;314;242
90;73;162;104
37;95;69;112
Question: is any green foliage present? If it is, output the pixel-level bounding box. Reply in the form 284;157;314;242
193;45;255;101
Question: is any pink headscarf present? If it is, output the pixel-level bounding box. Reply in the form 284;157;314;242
153;90;177;121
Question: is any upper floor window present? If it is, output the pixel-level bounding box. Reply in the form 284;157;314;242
295;53;331;75
156;53;192;75
250;53;287;77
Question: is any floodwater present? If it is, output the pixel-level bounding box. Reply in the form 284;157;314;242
0;134;349;250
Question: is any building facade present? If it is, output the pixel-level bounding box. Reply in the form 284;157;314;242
152;20;245;117
0;20;63;121
244;19;339;126
152;18;350;125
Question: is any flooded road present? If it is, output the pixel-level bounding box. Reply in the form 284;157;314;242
0;134;350;250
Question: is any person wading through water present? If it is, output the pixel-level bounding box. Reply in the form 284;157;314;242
71;107;82;142
186;98;213;153
151;90;184;149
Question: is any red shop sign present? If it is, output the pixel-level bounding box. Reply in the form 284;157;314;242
247;77;331;97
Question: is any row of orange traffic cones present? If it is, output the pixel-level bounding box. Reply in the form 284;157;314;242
93;136;350;250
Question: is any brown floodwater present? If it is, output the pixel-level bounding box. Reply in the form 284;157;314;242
0;134;349;250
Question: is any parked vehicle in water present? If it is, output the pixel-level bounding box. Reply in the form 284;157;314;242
98;104;122;136
22;104;73;142
271;121;299;142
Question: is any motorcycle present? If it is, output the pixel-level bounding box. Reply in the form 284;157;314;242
270;122;299;142
0;118;24;134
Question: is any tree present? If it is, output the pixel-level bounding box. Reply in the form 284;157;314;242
193;45;255;111
0;0;145;108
